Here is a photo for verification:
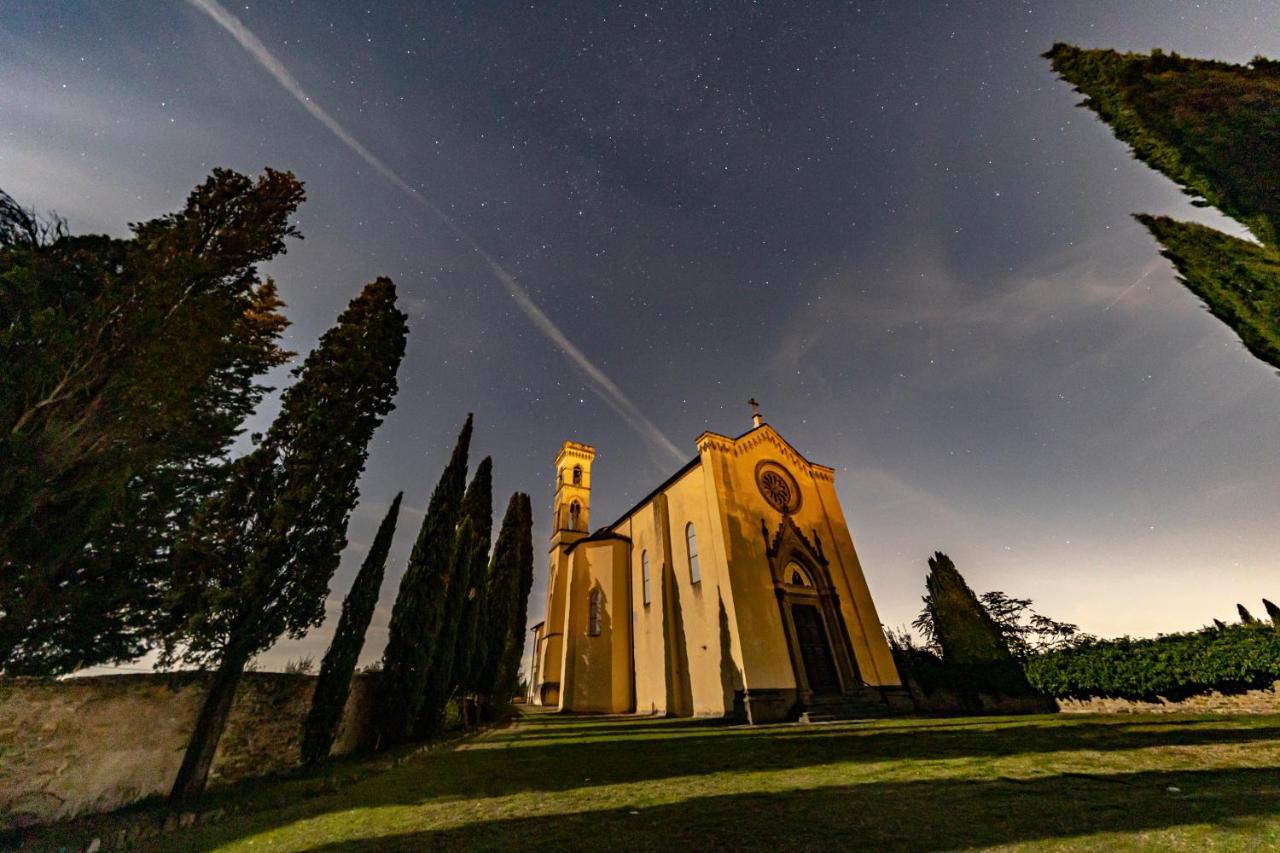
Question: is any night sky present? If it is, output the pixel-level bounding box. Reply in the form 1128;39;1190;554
4;1;1279;671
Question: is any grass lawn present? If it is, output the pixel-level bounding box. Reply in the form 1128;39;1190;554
35;709;1280;850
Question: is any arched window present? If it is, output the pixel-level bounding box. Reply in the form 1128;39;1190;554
568;500;581;531
588;588;603;636
572;464;583;485
786;561;813;587
685;522;701;584
641;551;651;605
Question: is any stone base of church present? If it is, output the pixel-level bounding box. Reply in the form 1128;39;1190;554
740;688;799;724
875;686;916;713
737;685;915;723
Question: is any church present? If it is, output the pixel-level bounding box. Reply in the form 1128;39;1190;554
528;406;911;723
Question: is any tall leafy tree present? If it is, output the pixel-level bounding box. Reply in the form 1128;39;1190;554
0;170;298;674
424;455;494;732
1045;45;1280;370
301;492;403;766
975;591;1084;659
165;278;407;801
375;415;472;749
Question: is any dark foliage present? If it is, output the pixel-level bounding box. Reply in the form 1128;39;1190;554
459;554;491;707
496;493;535;701
976;591;1085;659
415;517;478;739
0;170;298;674
165;277;407;800
913;589;1082;659
1046;44;1280;370
447;458;494;718
375;415;472;749
1238;604;1259;624
1136;215;1280;369
918;553;1015;666
301;492;403;765
474;493;525;700
1045;44;1280;247
415;458;492;737
486;489;532;701
910;553;1041;701
1265;599;1280;628
1026;623;1280;701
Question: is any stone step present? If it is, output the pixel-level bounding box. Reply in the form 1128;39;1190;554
802;690;893;720
798;712;840;724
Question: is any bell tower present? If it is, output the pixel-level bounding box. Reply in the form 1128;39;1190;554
552;440;595;548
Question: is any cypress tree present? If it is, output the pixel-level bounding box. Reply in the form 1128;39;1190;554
415;517;478;738
447;458;495;724
165;278;407;802
375;415;472;749
494;493;535;701
458;556;491;724
920;552;1038;701
1045;45;1280;370
414;458;491;738
1264;599;1280;628
1238;604;1259;624
475;493;524;699
923;552;1013;666
301;492;403;765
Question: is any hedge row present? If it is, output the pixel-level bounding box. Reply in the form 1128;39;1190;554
1024;623;1280;701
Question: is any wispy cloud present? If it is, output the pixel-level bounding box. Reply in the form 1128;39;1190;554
770;223;1178;386
184;0;684;465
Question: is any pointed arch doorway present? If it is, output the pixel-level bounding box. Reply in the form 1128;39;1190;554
764;518;862;707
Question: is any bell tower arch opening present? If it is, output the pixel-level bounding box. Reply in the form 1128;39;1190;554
552;440;595;546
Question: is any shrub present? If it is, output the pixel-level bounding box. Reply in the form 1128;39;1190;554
1025;623;1280;702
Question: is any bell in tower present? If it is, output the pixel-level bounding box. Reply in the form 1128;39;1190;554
552;440;595;548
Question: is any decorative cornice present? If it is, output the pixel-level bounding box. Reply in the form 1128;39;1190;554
695;432;735;455
555;441;597;463
696;425;835;483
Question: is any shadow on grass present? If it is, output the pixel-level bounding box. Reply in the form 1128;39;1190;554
122;714;1280;851
28;714;1280;850
287;767;1280;851
461;715;1280;796
481;715;730;741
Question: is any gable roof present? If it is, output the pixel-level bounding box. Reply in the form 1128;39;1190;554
601;455;701;533
696;423;836;481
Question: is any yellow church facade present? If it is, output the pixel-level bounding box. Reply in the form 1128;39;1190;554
528;416;910;723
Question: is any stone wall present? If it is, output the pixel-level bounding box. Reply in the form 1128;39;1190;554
0;671;376;830
902;680;1057;715
1056;681;1280;714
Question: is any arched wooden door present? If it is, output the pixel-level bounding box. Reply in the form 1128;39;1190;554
790;603;841;695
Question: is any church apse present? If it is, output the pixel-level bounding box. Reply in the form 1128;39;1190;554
558;537;633;713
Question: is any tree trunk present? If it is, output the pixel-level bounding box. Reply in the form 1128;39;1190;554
169;651;247;804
